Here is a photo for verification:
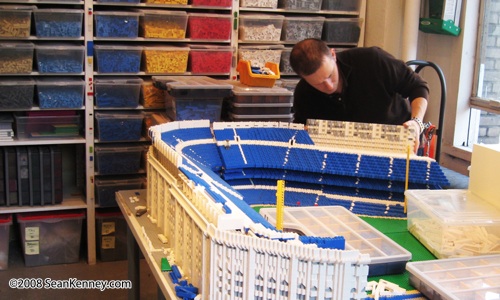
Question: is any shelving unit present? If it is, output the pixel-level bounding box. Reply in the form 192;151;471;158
1;0;366;266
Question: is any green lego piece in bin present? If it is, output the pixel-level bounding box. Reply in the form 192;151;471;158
161;257;171;272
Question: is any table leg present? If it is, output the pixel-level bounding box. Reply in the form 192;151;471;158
127;226;140;300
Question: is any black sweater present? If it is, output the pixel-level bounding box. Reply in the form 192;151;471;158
292;47;429;125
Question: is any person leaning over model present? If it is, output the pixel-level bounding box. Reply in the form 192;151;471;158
290;38;429;153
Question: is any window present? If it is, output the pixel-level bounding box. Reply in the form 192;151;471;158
469;0;500;147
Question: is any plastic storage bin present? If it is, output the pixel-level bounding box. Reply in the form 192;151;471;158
238;45;283;68
0;42;34;74
36;78;85;109
322;0;361;11
95;144;145;175
94;11;140;38
142;46;189;74
141;80;166;108
406;255;500;300
279;48;294;74
96;209;128;261
228;112;293;122
261;206;412;276
239;14;284;42
95;77;143;108
281;16;324;42
17;210;85;267
33;9;83;38
0;214;12;270
95;111;144;142
94;45;142;73
240;0;278;8
237;60;280;87
0;5;34;38
278;0;321;10
189;45;232;74
406;189;500;259
35;44;85;73
139;9;187;39
230;83;293;104
97;0;140;2
0;78;35;109
187;13;232;40
15;113;81;139
143;0;187;4
95;177;145;207
157;76;233;122
192;0;232;7
322;18;362;44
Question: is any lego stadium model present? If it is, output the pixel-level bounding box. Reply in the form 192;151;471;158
145;119;449;300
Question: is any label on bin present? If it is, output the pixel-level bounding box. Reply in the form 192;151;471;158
101;236;116;249
25;241;40;255
101;221;116;235
25;226;40;241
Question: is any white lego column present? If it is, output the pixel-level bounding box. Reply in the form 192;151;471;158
469;143;500;209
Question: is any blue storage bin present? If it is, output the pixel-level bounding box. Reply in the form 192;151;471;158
36;44;84;73
33;9;83;38
96;111;144;141
36;78;85;109
94;11;140;38
94;45;142;73
95;144;145;175
95;177;145;207
94;77;143;108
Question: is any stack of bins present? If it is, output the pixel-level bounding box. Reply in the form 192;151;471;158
0;214;12;270
95;208;128;261
153;76;233;123
224;81;294;122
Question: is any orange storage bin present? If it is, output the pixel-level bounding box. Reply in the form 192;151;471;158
237;60;280;87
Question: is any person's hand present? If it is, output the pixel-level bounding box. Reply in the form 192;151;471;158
403;120;421;154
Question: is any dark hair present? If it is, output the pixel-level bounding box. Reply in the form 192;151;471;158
290;38;332;76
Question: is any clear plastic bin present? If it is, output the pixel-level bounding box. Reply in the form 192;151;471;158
278;0;321;10
261;206;412;276
95;77;143;108
281;16;324;42
238;45;284;68
94;45;142;73
17;210;85;267
187;13;232;40
406;189;500;259
406;255;500;300
142;46;189;74
94;11;140;38
239;14;284;42
141;80;166;108
95;177;145;207
0;5;34;38
189;45;233;74
322;0;361;11
35;44;85;73
0;78;35;109
143;0;187;4
0;214;12;270
279;48;294;74
0;42;34;74
192;0;232;7
95;145;145;175
322;18;362;44
95;111;144;142
240;0;278;8
15;114;81;140
33;9;84;38
139;9;187;39
230;83;293;104
36;78;85;109
96;209;128;261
